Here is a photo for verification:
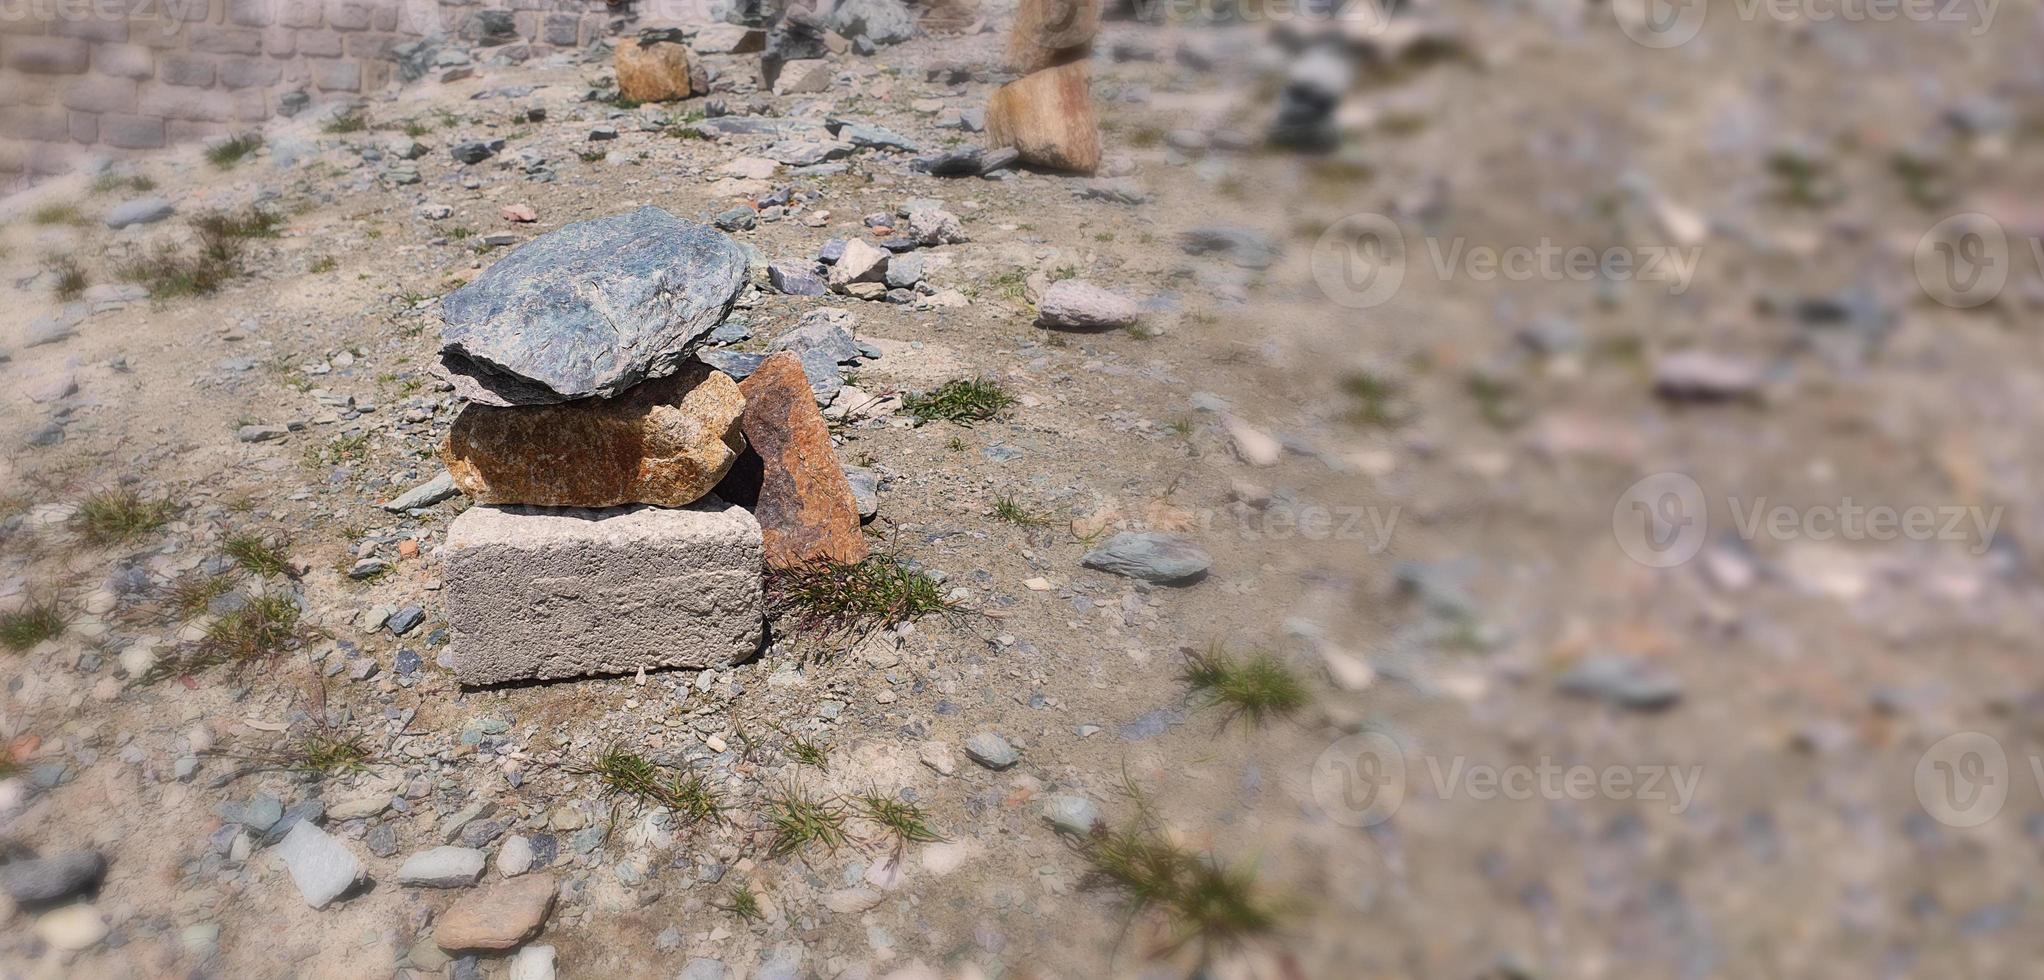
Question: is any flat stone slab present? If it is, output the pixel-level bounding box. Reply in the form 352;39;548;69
444;500;764;685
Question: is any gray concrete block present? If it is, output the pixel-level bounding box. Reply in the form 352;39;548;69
444;500;764;686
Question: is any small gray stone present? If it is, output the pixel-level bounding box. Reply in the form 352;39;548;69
1037;279;1142;330
1181;227;1281;269
274;822;362;909
397;846;487;888
965;732;1018;770
0;852;106;907
1041;795;1099;836
1556;655;1683;711
237;424;288;443
105;197;174;229
769;264;826;296
678;958;728;980
387;606;425;635
497;835;535;877
843;465;879;518
1081;533;1212;585
383;471;458;511
769;318;862;364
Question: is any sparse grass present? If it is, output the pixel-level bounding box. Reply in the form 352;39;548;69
1464;372;1525;430
90;173;156;195
0;599;66;651
902;378;1015;427
30;201;84;226
224;532;291;577
855;790;943;853
205;132;263;170
118;206;284;300
322;111;367;134
0;745;18;778
1179;646;1310;729
717;882;765;921
402;118;433;138
947;436;968;452
197;593;301;663
1080;778;1288;962
992;495;1049;527
576;745;726;824
1340;370;1410;428
165;573;232;620
984;268;1030;303
766;555;952;636
778;729;829;770
49;255;87;302
289;731;372;776
764;784;850;859
72;488;175;546
308;255;337;274
448;226;474;240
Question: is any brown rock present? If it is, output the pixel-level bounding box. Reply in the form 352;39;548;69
1006;0;1097;73
615;37;694;104
721;353;869;569
920;0;984;33
985;61;1100;174
443;363;745;508
435;875;556;952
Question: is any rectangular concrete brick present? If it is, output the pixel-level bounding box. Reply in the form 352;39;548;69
308;56;358;91
217;54;279;88
100;112;165;147
278;0;323;28
62;75;137;113
188;26;262;55
51;16;129;43
4;37;90;74
140;84;231;121
0;106;73;142
325;0;372;30
159;52;215;87
297;29;343;57
262;25;295;56
93;42;156;79
443;500;765;685
226;0;272;26
69;109;97;143
541;12;578;46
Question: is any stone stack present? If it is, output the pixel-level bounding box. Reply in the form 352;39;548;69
435;207;765;685
986;0;1102;174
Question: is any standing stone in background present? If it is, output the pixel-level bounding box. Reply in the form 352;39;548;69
1007;0;1097;73
443;363;746;508
437;208;746;406
615;36;696;104
444;502;764;685
717;353;869;569
986;62;1101;174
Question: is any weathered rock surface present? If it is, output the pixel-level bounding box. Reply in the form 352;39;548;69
442;363;745;508
444;501;764;685
437;208;746;406
719;353;869;569
1081;532;1211;584
986;62;1100;174
436;874;557;951
397;846;487;888
828;239;891;290
615;37;694;104
275;822;362;909
1007;0;1097;73
1036;279;1141;329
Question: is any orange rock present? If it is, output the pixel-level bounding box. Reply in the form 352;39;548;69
1006;0;1097;73
985;61;1100;174
397;539;419;559
435;875;556;952
442;363;745;508
722;353;869;569
614;37;693;104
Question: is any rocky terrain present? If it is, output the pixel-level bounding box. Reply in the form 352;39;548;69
3;1;2044;979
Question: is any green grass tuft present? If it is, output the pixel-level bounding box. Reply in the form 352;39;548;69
766;555;952;637
118;206;283;300
0;599;67;651
322;111;367;134
854;790;944;853
205;132;264;169
764;784;850;859
1340;370;1410;428
778;729;829;770
992;495;1049;526
577;745;726;824
49;255;88;302
1179;647;1310;729
72;488;175;546
30;202;84;226
165;573;233;620
223;532;291;577
198;593;301;663
902;378;1016;427
716;882;765;921
290;731;372;776
90;173;156;195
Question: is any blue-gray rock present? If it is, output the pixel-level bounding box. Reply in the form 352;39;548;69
1082;533;1211;585
708;321;752;344
769;263;826;296
699;349;767;380
105;197;174;229
842;465;879;519
437;208;746;406
769;318;862;364
382;471;457;512
823;0;917;44
0;852;106;907
387;606;425;635
1556;655;1683;711
964;732;1018;770
817;239;846;264
884;253;925;289
830;121;919;152
714;207;756;231
451;140;499;165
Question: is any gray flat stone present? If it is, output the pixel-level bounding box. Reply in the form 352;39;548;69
274;822;362;909
105;197;174;229
1082;533;1212;585
397;846;487;888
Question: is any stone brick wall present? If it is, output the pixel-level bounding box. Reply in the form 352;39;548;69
0;0;616;178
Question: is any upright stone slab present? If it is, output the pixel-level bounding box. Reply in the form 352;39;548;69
444;500;764;685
